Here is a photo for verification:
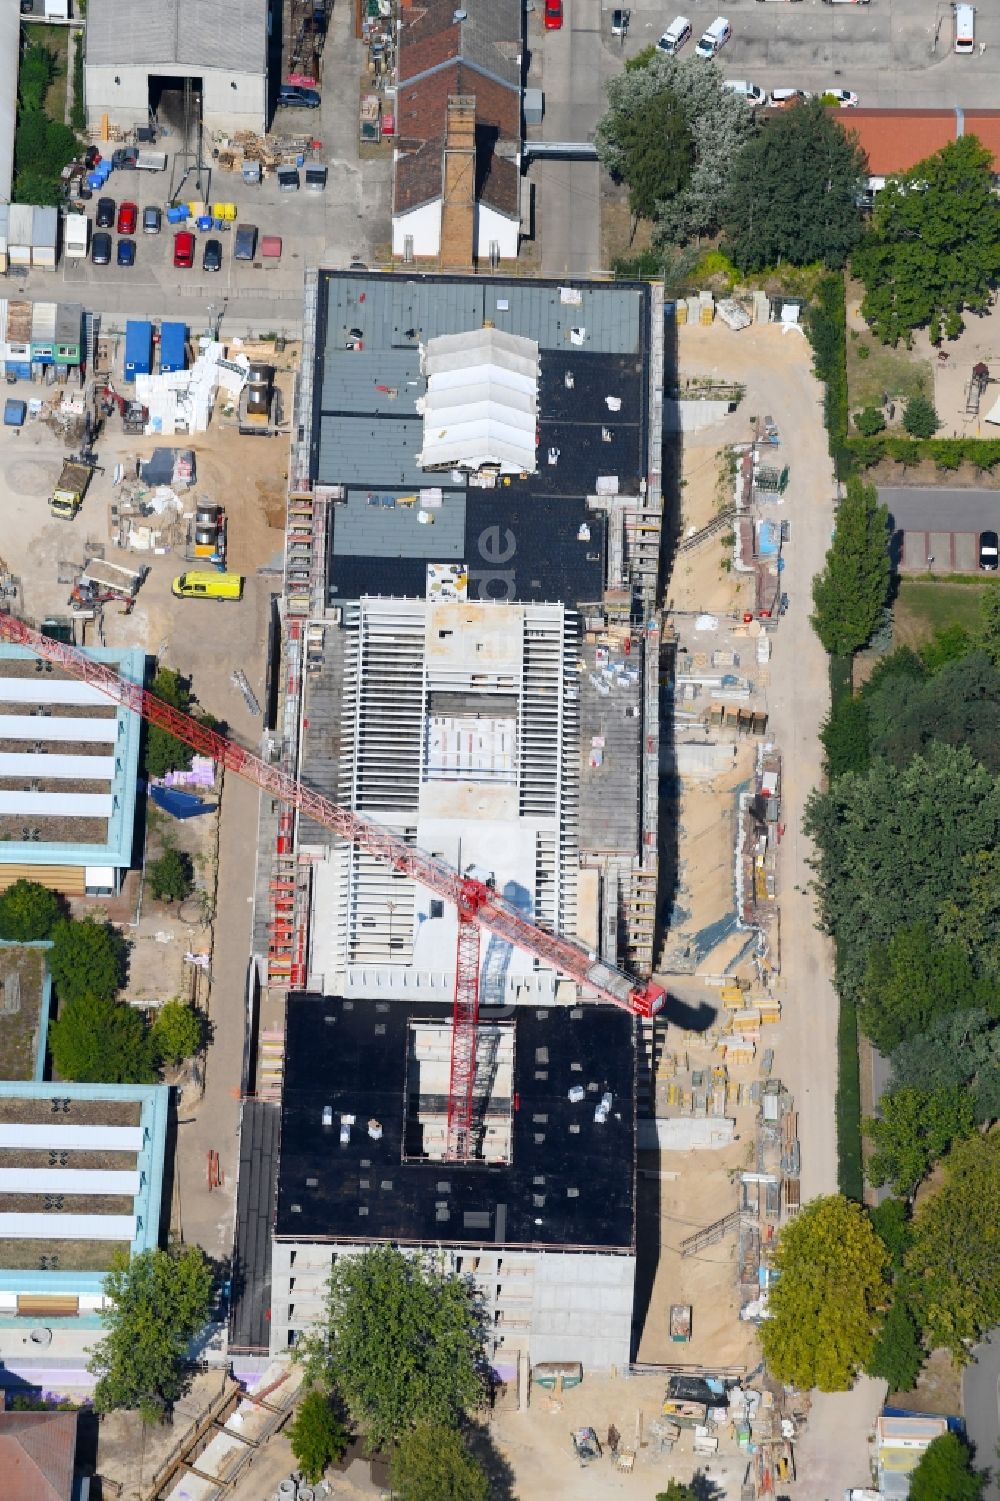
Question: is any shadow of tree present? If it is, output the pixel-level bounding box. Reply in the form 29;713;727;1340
468;1421;519;1501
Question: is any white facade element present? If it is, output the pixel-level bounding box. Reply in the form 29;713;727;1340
85;64;266;134
0;1213;136;1241
391;198;520;263
269;1240;635;1370
0;1124;144;1151
0;754;116;780
416;328;539;475
0;1169;141;1195
476;202;521;262
0;714;118;742
307;599;580;1003
0;679;110;705
0;792;113;817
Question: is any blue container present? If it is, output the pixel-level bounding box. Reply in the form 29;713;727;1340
166;204;186;223
3;399;26;427
296;153;304;166
213;218;224;230
124;319;154;381
86;172;102;190
196;215;212;231
159;321;187;374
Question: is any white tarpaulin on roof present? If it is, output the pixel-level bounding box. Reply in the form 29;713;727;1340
415;327;539;475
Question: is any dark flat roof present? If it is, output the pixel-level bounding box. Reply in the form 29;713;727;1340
314;271;650;611
229;1100;280;1354
276;995;636;1252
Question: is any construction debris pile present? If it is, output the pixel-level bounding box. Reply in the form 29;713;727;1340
212;130;319;176
134;341;249;436
656;1372;802;1499
731;432;789;620
735;743;781;977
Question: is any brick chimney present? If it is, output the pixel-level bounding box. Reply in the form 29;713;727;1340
439;96;477;273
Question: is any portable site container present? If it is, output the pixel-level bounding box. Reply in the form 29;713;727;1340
124;320;154;380
159;321;188;374
31;206;59;269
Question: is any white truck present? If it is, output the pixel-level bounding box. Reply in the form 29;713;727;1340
63;214;89;260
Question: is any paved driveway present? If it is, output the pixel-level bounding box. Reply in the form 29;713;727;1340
963;1329;1000;1501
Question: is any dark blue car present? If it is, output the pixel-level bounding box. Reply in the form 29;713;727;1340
117;237;136;268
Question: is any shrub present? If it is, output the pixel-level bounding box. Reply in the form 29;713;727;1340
148;848;194;903
903;394;941;438
150;999;203;1066
50;993;156;1084
48;918;123;1004
0;880;64;942
853;406;886;436
288;1390;350;1485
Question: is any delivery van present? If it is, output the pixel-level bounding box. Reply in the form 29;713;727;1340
171;571;244;600
955;4;975;51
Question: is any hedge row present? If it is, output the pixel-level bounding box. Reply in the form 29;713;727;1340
804;272;1000;475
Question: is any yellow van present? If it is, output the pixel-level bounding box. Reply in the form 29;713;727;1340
171;571;244;601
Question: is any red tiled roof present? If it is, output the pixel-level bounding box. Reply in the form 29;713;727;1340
0;1412;77;1501
394;61;520;218
831;107;1000;175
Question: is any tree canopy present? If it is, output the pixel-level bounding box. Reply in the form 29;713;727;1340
301;1247;484;1449
49;992;157;1085
288;1389;350;1484
811;475;890;657
596;57;754;246
48;917;124;1004
853;135;1000;344
804;743;1000;998
859;923;990;1055
148;848;194;904
150;999;203;1066
865;1087;975;1197
0;880;64;942
905;1129;1000;1357
603;84;694;229
865;652;1000;774
390;1422;489;1501
889;1009;1000;1126
908;1433;986;1501
866;1293;924;1393
759;1195;889;1390
723;98;867;272
89;1246;214;1423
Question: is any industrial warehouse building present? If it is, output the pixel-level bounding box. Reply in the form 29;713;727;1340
266;994;637;1376
0;644;143;897
84;0;268;137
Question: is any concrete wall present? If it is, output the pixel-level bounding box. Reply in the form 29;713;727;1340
270;1239;635;1372
85;64;266;134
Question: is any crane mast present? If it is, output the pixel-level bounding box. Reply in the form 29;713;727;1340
0;616;666;1159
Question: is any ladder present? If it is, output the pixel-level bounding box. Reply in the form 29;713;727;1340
678;507;736;554
680;1208;742;1257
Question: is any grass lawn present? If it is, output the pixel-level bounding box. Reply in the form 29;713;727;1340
893;578;991;650
846;332;932;415
34;24;70;124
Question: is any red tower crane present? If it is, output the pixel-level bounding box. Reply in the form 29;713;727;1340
0;616;666;1160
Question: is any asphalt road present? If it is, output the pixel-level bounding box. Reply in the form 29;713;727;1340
963;1329;1000;1501
880;486;1000;532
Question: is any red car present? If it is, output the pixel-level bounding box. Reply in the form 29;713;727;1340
116;200;137;235
544;0;563;27
173;231;195;268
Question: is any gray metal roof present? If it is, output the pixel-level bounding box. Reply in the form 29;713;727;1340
319;348;422;417
318;414;429;489
332;489;466;559
323;276;644;358
86;0;267;74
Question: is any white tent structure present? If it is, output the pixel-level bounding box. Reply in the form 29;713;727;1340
416;327;539;475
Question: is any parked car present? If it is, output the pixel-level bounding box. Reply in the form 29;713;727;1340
95;197;116;228
116;238;136;267
695;16;730;57
980;531;999;571
203;238;223;272
657;16;692;52
173;230;195;268
723;79;766;106
91;231;112;265
142;205;162;234
545;0;563;28
117;201;138;235
277;84;321;108
112;146;138;170
822;88;859;107
234;224;259;261
768;88;810;107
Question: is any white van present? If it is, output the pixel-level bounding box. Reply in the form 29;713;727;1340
695;16;731;57
723;79;766;107
657;15;692;53
955;3;975;52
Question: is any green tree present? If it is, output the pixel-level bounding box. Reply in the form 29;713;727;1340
656;1486;700;1501
903;393;941;438
868;1198;914;1269
805;743;1000;997
811;474;890;657
909;1433;986;1501
600;82;693;233
865;1087;975;1197
288;1389;350;1485
144;668;194;779
596;56;755;246
906;1129;1000;1356
89;1246;214;1423
150;999;203;1066
860;923;987;1054
48;917;123;1003
978;587;1000;666
866;1292;924;1392
390;1422;489;1501
723;98;867;272
0;879;63;942
820;691;871;778
920;623;975;673
854;406;886;436
853;135;1000;344
889;1010;1000;1125
49;993;157;1084
300;1247;484;1449
864;653;1000;773
148;848;194;903
759;1195;889;1390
